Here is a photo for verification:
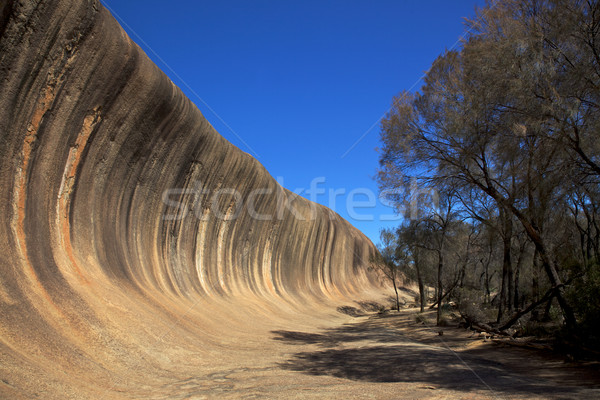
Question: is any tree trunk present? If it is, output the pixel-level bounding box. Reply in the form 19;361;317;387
534;241;577;330
483;259;491;304
415;249;425;312
429;279;459;309
513;253;521;311
482;237;493;304
472;175;577;330
542;294;554;322
499;283;565;331
418;279;425;312
436;250;444;325
531;248;540;321
532;248;540;300
497;196;577;331
392;274;400;312
497;209;513;323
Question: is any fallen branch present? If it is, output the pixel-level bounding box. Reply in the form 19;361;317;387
498;284;564;331
459;311;505;336
458;283;568;338
429;279;459;309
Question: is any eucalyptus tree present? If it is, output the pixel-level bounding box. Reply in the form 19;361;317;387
371;229;407;312
397;220;433;312
376;0;600;331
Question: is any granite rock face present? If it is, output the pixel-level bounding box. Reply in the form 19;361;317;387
0;0;382;397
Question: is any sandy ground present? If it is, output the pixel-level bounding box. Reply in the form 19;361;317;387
139;307;599;400
3;298;598;399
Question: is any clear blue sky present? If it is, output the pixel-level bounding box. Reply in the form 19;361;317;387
100;0;484;246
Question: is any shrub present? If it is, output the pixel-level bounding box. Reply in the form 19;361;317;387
565;261;600;350
455;288;493;323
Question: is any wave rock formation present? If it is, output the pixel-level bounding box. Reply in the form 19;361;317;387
0;0;381;397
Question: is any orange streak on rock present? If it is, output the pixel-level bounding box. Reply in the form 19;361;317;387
56;107;101;284
13;85;57;307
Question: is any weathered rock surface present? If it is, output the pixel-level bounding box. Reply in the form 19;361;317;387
0;1;381;397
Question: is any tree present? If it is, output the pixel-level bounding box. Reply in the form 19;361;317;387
378;0;600;337
419;192;457;325
397;221;428;312
370;229;406;312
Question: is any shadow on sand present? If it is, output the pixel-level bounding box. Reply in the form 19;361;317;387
272;313;597;398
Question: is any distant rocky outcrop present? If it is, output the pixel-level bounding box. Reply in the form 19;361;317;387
0;0;381;397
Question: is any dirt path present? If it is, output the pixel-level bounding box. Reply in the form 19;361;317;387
260;308;599;399
140;307;599;399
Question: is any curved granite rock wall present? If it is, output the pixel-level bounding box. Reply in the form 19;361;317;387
0;0;382;397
